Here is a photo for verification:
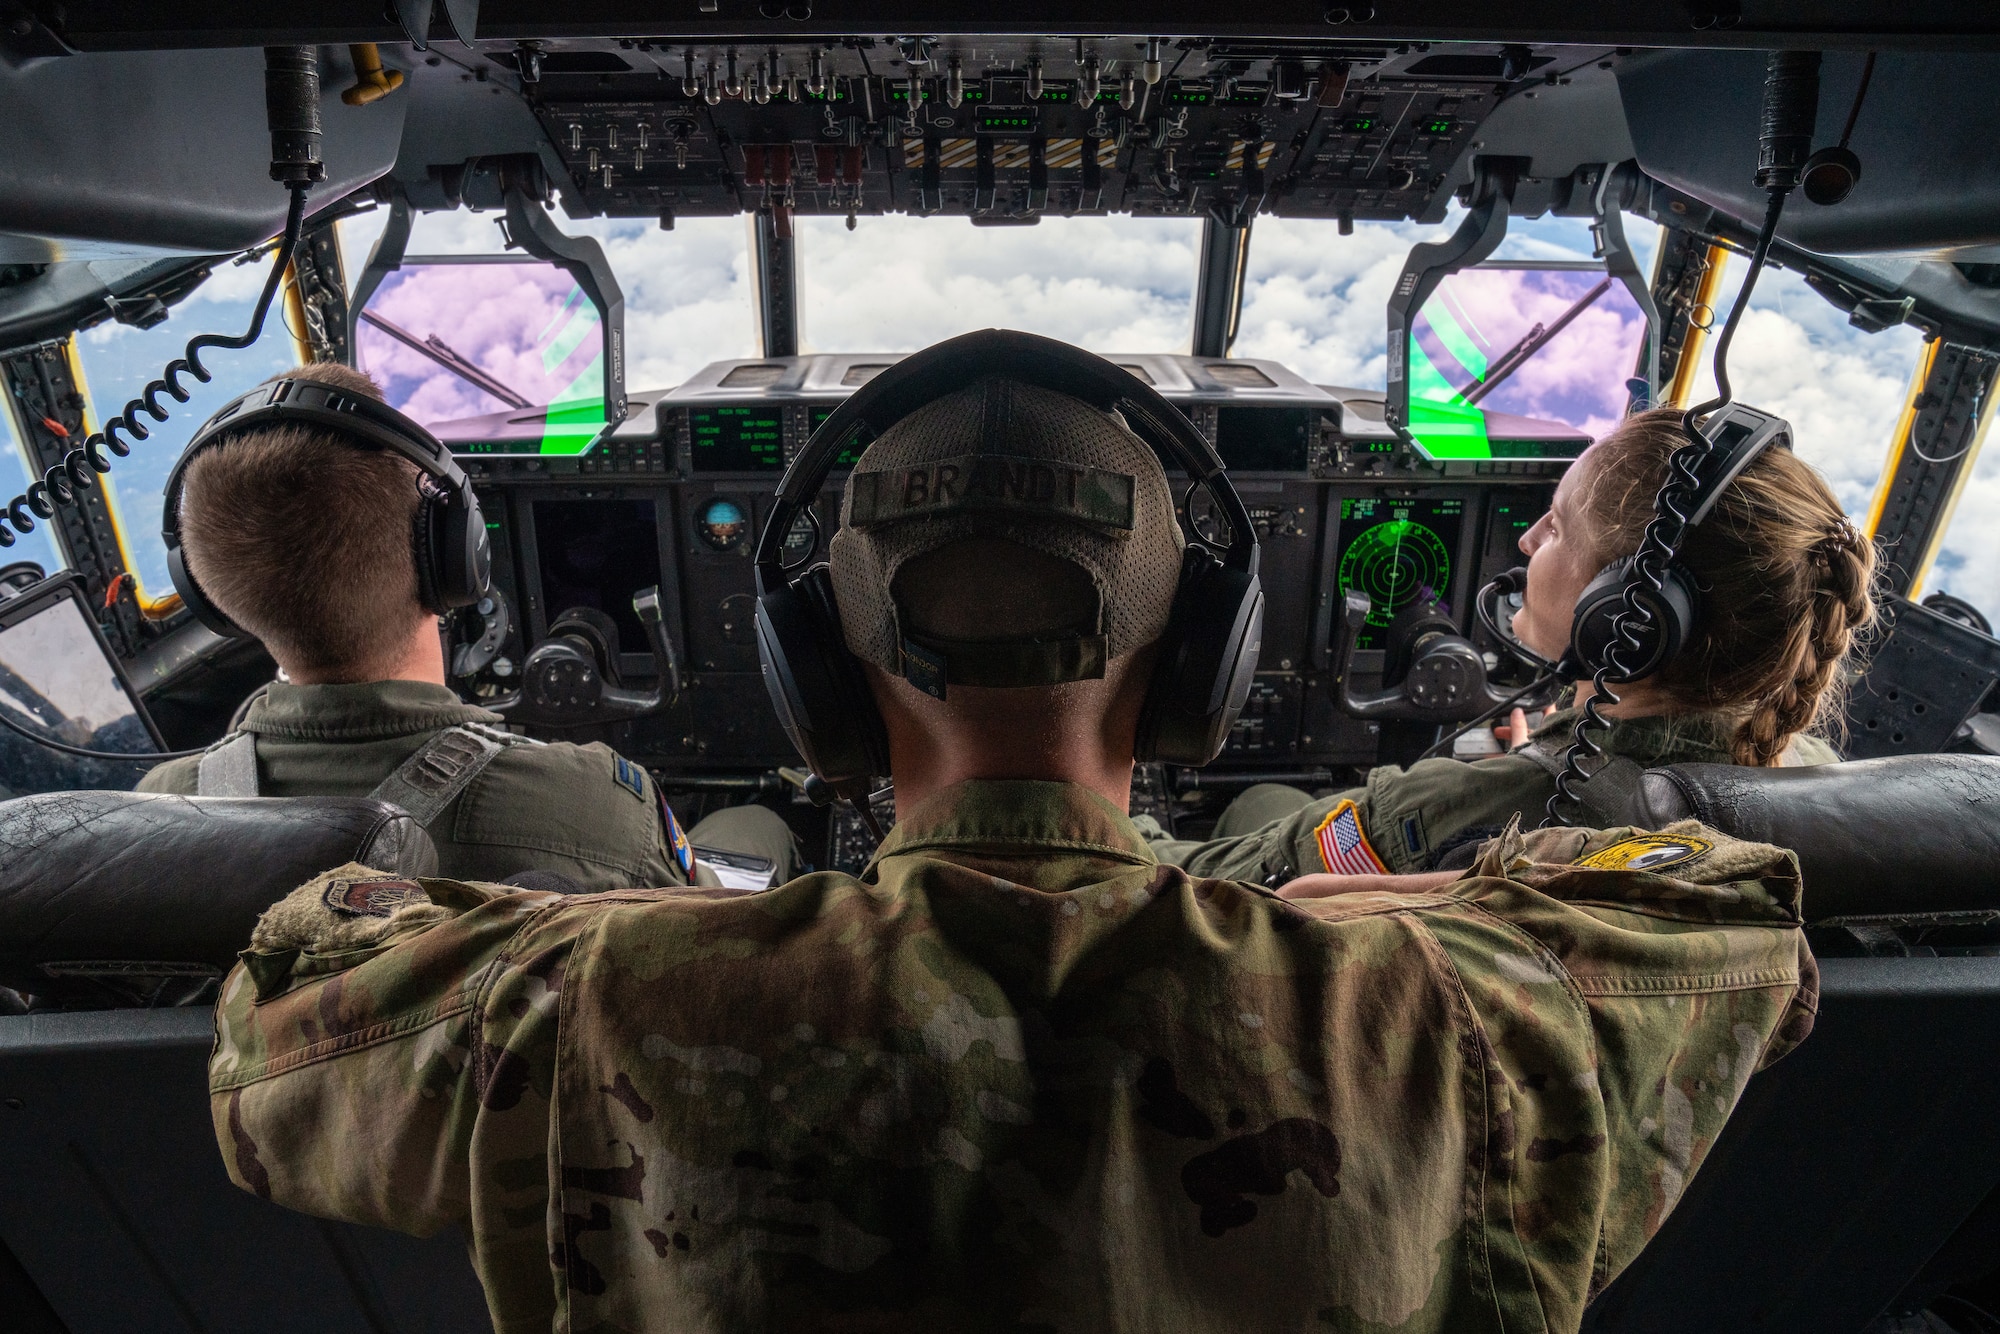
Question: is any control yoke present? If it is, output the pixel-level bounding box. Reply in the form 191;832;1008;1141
498;586;682;724
1335;590;1518;722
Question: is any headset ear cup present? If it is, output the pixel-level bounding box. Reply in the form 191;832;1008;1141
165;536;243;637
1568;558;1698;683
413;478;490;614
754;564;889;785
1137;547;1264;765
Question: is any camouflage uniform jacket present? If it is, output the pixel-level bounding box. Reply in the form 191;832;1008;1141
141;680;688;891
210;778;1817;1334
1182;708;1841;884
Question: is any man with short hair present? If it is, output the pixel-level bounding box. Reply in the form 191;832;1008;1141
142;361;793;892
209;363;1815;1333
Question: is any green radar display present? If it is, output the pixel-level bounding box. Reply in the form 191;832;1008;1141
1336;498;1465;649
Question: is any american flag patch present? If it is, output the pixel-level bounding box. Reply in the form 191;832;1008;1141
1314;800;1388;876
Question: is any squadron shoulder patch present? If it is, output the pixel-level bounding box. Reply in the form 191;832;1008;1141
1313;800;1388;876
321;878;428;919
613;755;647;800
659;792;695;879
1575;833;1713;874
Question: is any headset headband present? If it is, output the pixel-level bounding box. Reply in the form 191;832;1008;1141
753;330;1259;589
162;377;468;543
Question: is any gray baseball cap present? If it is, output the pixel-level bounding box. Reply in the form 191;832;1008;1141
828;376;1185;698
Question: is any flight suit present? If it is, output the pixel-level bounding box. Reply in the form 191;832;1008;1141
210;778;1815;1334
139;680;797;893
1158;707;1841;884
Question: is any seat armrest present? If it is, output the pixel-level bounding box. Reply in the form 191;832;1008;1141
0;791;437;1003
1636;755;2000;922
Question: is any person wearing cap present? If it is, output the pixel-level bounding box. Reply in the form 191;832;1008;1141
207;351;1816;1333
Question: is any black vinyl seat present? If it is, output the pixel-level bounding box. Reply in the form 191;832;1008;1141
1584;753;2000;1333
0;791;486;1333
0;762;1996;1332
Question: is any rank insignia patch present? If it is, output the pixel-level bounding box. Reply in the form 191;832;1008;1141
1577;834;1713;874
1314;800;1388;876
322;879;427;919
660;793;695;878
613;755;646;800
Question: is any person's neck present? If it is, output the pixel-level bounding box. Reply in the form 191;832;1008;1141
886;732;1136;817
1574;677;1674;719
281;617;447;688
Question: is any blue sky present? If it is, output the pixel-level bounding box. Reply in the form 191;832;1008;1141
9;201;1972;613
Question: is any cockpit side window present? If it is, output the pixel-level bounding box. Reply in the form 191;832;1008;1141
1679;260;1928;538
70;252;302;609
0;397;64;576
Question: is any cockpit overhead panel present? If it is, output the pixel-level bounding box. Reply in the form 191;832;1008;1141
495;40;1563;227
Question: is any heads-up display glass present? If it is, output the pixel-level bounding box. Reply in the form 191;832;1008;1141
1404;264;1646;461
355;258;610;455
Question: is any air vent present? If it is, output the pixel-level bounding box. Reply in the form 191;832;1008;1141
841;363;892;386
721;364;786;387
1114;363;1156;385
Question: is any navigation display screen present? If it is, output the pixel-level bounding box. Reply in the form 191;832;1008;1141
1335;496;1467;651
1215;407;1312;471
690;406;784;471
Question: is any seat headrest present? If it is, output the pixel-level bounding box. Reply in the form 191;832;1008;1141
1634;755;2000;923
0;791;436;1005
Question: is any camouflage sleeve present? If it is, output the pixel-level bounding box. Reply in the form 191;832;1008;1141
209;864;594;1332
1426;819;1816;1322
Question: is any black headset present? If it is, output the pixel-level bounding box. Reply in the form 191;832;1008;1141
1479;402;1793;685
163;376;492;637
752;329;1264;797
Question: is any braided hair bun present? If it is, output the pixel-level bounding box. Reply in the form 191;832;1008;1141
1576;408;1878;767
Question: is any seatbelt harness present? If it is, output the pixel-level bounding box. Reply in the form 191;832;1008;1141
1515;736;1648;828
195;722;538;831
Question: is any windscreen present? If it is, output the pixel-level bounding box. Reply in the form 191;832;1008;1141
0;587;157;792
1405;265;1646;460
356;260;610;455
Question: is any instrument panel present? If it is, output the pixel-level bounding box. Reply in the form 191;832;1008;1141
451;351;1566;778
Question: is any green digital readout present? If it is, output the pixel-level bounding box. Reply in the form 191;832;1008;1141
1223;82;1271;105
690;405;783;471
976;108;1037;133
1422;117;1454;134
1344;116;1377;132
1166;84;1212;105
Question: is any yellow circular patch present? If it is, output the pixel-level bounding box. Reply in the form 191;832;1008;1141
1576;834;1713;873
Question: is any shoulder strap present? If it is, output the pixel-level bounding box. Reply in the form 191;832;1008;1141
1514;736;1649;828
196;732;260;797
367;725;518;829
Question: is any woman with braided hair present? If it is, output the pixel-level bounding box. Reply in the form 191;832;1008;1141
1149;406;1878;892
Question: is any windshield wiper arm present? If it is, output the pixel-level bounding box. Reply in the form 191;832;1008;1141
1463;274;1614;406
357;309;533;410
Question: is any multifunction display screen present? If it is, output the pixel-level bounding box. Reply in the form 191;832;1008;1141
1335;496;1467;651
532;499;665;654
690;406;783;471
1215;407;1313;472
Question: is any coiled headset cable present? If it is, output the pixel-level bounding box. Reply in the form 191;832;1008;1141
1544;51;1815;827
0;185;308;554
